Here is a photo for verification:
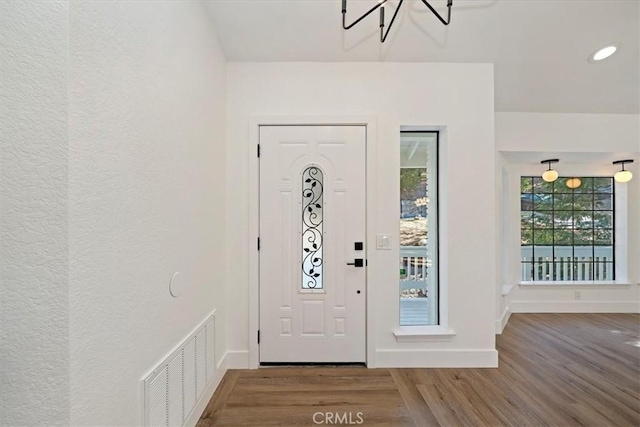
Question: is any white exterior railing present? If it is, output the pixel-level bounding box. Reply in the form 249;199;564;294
521;246;613;281
400;246;429;293
401;246;614;283
399;246;437;326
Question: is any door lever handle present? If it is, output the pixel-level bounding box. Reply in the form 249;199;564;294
346;258;364;267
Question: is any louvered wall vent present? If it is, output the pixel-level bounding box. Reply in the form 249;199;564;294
143;312;215;427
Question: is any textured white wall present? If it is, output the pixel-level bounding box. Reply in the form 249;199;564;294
0;2;70;425
227;62;497;367
496;112;640;313
68;2;226;425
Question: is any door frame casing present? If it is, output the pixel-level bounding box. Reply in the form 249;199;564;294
249;116;378;369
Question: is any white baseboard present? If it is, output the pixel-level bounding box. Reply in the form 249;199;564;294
226;350;250;369
495;307;511;334
510;300;640;313
184;352;228;427
375;349;498;368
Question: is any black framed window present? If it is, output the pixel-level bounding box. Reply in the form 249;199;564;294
520;177;615;281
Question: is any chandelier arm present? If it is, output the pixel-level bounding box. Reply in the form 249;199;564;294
342;0;389;30
380;0;405;42
420;0;453;25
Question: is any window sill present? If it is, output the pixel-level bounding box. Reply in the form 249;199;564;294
393;326;456;342
519;281;635;287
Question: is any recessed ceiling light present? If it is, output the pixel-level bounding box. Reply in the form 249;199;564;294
589;44;619;62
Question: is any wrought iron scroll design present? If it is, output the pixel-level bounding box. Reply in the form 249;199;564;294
302;166;324;289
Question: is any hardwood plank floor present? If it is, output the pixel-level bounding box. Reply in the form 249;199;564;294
198;313;640;426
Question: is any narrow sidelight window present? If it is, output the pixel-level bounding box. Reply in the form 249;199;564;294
399;132;439;325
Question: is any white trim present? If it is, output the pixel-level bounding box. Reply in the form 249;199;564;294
400;124;450;330
226;350;250;369
495;307;511;334
519;281;635;287
436;127;449;329
393;326;455;342
375;349;498;368
510;300;640;313
249;116;378;368
184;352;228;427
248;119;260;369
365;119;378;368
614;181;629;282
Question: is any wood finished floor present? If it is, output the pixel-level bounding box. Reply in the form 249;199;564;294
198;314;640;426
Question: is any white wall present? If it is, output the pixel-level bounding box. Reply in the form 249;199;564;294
637;119;640;278
496;112;640;154
638;124;640;274
496;161;512;334
227;62;497;367
68;2;227;425
496;112;640;316
0;2;70;425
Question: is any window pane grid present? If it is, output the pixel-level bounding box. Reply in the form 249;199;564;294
520;176;614;281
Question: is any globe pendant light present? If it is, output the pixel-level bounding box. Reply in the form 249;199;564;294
541;159;559;183
613;159;634;183
566;178;581;189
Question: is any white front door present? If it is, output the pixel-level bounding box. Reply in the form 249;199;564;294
259;125;366;363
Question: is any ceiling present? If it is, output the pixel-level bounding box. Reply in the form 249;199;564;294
205;0;639;114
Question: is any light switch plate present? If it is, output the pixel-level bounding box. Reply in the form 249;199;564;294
376;234;392;250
